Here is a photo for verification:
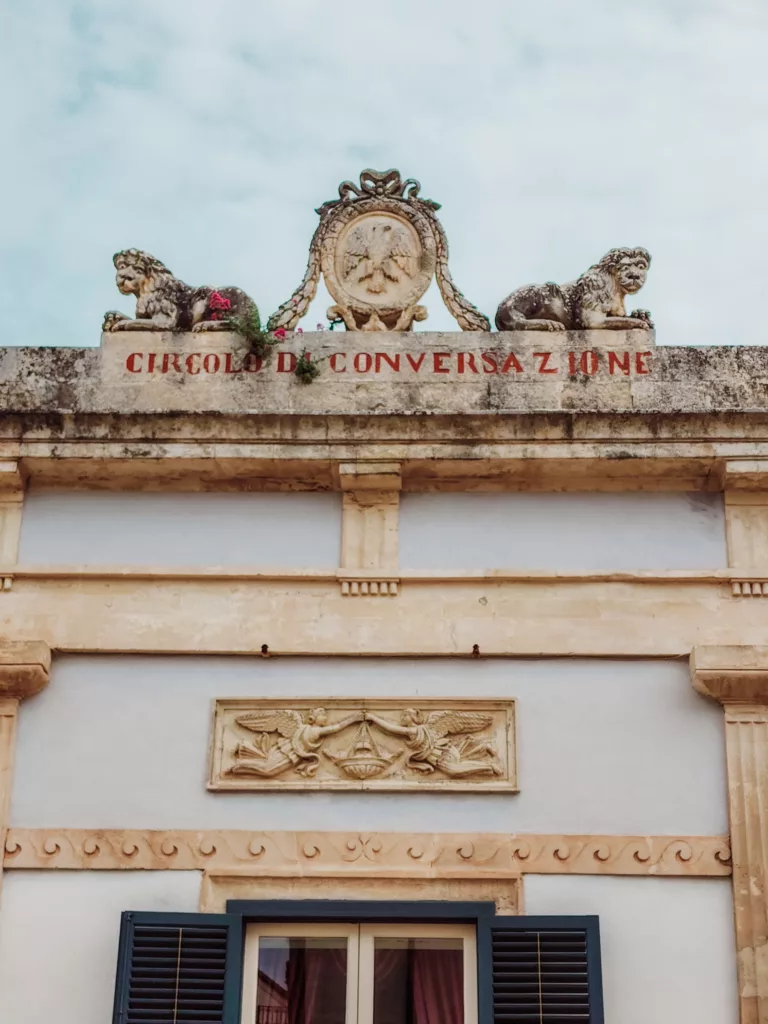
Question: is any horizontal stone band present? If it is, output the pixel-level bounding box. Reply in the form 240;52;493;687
3;829;732;876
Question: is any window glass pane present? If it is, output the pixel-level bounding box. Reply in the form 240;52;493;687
372;937;464;1024
256;937;348;1024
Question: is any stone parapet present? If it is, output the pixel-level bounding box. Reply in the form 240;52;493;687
1;331;768;418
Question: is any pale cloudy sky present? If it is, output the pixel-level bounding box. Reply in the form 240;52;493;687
2;0;767;347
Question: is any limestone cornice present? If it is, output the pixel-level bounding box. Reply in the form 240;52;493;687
691;645;768;706
0;641;50;700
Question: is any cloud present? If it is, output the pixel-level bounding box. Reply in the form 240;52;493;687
2;0;768;346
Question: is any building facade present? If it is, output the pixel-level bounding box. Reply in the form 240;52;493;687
0;181;767;1023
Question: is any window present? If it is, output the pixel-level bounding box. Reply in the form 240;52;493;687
242;923;476;1024
112;903;603;1024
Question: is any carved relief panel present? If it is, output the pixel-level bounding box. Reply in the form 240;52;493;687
209;698;516;792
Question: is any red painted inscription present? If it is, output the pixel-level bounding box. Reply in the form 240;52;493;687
125;349;653;378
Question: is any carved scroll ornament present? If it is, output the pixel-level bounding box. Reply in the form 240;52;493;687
3;829;731;877
268;169;491;334
209;698;516;792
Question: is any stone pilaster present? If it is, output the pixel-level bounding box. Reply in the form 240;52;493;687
0;641;50;898
0;461;26;590
692;645;768;1024
724;462;768;576
338;462;401;595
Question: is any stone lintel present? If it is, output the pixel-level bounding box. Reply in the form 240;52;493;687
0;641;51;699
691;645;768;705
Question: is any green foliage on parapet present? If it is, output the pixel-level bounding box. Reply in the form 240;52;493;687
294;350;321;384
225;305;279;361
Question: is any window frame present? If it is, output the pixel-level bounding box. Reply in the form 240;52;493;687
228;900;497;924
112;903;602;1024
242;923;359;1024
241;920;477;1024
230;902;494;1024
358;923;477;1024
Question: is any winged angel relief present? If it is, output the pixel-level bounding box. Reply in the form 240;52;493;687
365;709;503;778
226;706;503;782
230;708;363;778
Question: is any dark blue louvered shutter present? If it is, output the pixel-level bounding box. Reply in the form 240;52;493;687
112;911;243;1024
477;916;604;1024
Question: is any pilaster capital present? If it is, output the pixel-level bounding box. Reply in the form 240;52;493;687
691;645;768;706
0;641;51;699
0;460;26;499
723;459;768;492
338;462;402;492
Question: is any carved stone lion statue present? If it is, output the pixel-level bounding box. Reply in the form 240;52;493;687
495;247;653;332
102;249;255;332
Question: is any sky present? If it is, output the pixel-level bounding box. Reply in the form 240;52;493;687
2;0;768;347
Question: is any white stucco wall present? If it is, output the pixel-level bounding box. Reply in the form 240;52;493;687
524;875;738;1024
18;490;342;566
0;872;737;1024
10;655;726;834
399;492;727;569
0;871;201;1024
18;489;727;571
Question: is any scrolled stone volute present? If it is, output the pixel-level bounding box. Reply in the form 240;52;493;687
690;644;768;705
0;641;51;699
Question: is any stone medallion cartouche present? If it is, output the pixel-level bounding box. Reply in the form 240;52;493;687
268;168;490;334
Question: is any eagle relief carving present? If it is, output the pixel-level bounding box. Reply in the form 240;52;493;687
209;698;516;792
342;218;419;296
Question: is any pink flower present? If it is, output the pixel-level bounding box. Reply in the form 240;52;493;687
296;327;303;334
273;328;287;339
208;291;231;311
316;323;325;331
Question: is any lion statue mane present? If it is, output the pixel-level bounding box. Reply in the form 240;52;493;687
495;247;653;332
102;249;255;332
